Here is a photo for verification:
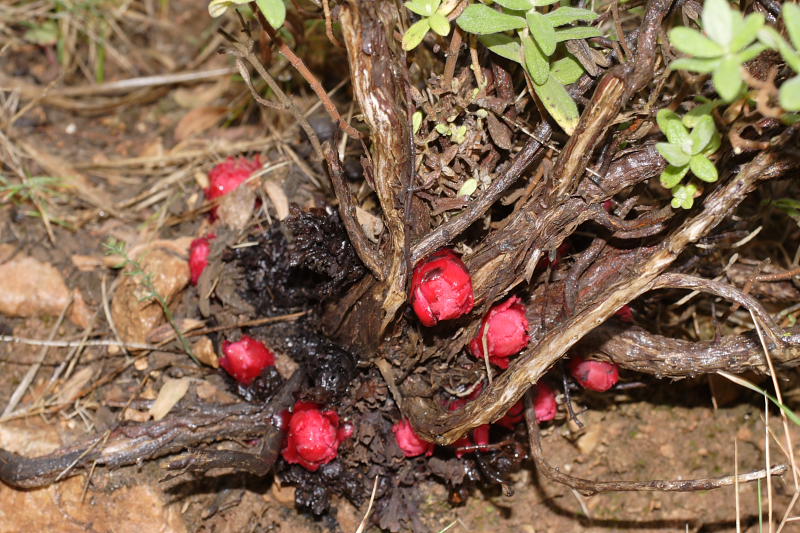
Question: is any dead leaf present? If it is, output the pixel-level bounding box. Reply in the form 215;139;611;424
217;184;256;230
192;336;218;368
356;207;384;243
146;318;205;344
148;378;191;421
263;180;289;220
174;106;227;142
486;112;512;150
54;366;94;405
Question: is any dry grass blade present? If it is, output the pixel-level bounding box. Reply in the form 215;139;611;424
354;475;380;533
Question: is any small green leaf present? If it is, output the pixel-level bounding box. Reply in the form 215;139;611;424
208;0;250;17
553;26;602;42
690;154;718;182
550;55;584;85
457;4;527;34
544;7;598;27
712;56;742;101
403;18;431;50
457;178;479;197
784;3;800;51
780;76;800;111
656;142;691;167
23;21;58;46
702;0;733;48
256;0;286;29
671;182;698;209
492;0;534;9
669;27;724;58
429;13;451;36
656;109;690;147
689;114;716;154
532;0;561;5
670;57;720;73
522;34;549;84
412;111;423;134
659;164;690;188
404;0;439;16
479;33;522;63
735;43;767;64
759;27;800;72
683;100;722;128
703;131;722;156
527;12;556;56
730;13;764;53
435;123;451;135
533;75;579;134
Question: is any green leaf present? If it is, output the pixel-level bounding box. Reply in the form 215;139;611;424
690;153;718;182
23;21;58;46
656;109;690;147
523;34;549;84
533;75;579;134
256;0;286;28
659;164;690;188
735;43;767;64
412;110;424;134
550;55;584;85
553;26;602;42
717;371;800;427
689;114;716;154
780;75;800;111
429;12;451;36
670;57;720;73
712;56;742;101
544;7;599;27
479;33;522;63
702;0;733;48
671;182;698;209
492;0;534;9
208;0;250;17
527;12;556;56
668;27;723;58
656;142;691;167
730;13;764;53
703;131;722;156
683;100;723;128
533;0;561;5
403;18;431;50
404;0;438;16
457;4;527;34
784;3;800;51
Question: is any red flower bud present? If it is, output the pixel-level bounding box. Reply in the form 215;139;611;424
496;382;557;430
469;296;530;368
615;304;634;322
205;156;262;201
220;335;275;385
392;418;435;457
282;401;347;471
569;357;619;392
447;390;490;457
189;234;216;285
410;249;474;327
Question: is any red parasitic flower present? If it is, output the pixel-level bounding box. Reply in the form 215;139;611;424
205;156;262;201
282;401;347;471
393;418;435;457
189;234;216;285
220;335;275;385
469;296;530;368
447;390;490;457
410;249;474;327
569;356;619;392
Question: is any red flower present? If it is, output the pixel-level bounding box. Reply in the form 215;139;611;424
282;402;348;471
569;357;619;392
410;249;474;327
189;234;216;285
496;382;557;430
392;418;435;457
447;390;489;457
615;304;634;322
469;296;530;368
205;156;262;201
220;335;276;385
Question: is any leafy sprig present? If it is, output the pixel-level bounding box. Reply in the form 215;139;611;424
209;0;287;29
402;0;458;50
455;0;600;134
757;3;800;111
668;0;765;102
655;107;721;209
